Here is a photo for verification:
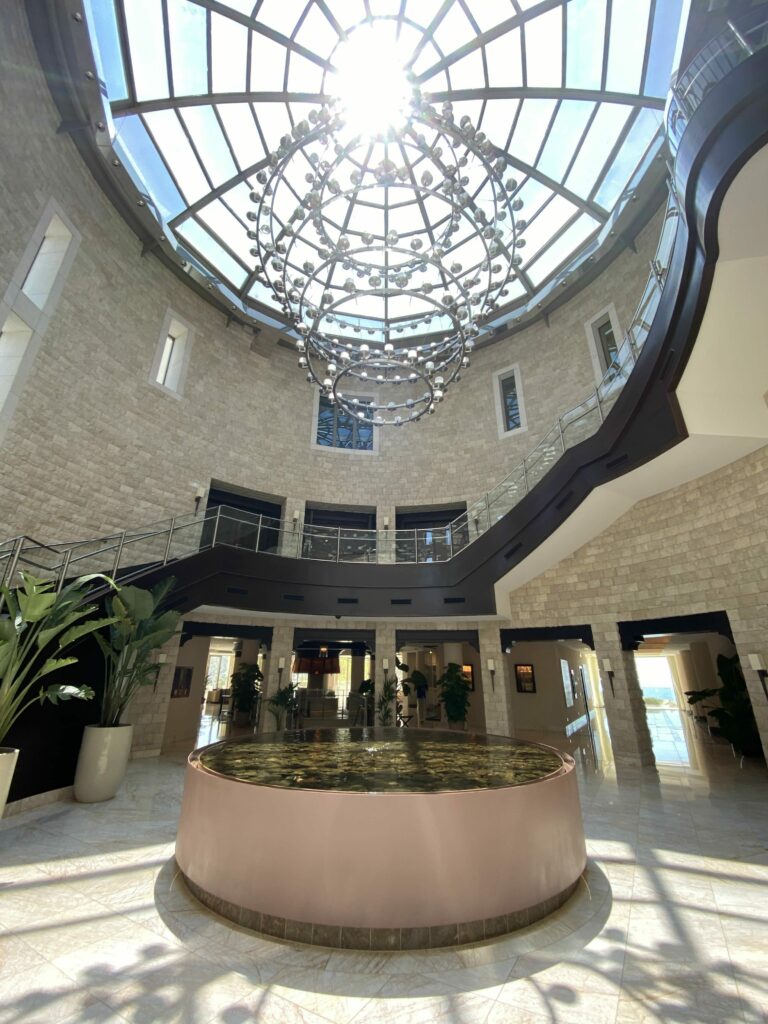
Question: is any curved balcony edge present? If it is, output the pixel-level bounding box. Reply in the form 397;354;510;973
114;45;768;620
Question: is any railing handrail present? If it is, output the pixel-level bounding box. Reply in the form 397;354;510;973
4;18;762;579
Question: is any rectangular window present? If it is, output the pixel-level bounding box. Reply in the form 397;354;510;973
151;314;192;395
594;314;619;370
493;364;526;438
316;394;374;451
500;371;521;432
0;312;34;414
20;215;73;311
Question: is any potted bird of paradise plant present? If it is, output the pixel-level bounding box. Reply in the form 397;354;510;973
0;571;116;817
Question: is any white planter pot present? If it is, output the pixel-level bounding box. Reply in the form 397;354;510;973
73;725;134;803
0;747;20;818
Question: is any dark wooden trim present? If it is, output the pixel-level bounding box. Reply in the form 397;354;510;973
618;612;734;652
500;626;595;651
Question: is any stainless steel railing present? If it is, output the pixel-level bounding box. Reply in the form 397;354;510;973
4;16;763;588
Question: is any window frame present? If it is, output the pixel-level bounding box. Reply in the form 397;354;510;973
0;199;80;443
492;363;528;440
584;303;623;384
149;310;195;398
310;388;380;454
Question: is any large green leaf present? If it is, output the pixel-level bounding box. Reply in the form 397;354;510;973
117;586;155;622
42;682;95;705
17;589;57;622
35;656;79;682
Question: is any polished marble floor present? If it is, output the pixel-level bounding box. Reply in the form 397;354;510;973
0;730;767;1024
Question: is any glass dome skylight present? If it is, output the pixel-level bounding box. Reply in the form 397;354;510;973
83;0;684;333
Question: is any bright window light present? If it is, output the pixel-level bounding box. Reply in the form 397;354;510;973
330;24;414;138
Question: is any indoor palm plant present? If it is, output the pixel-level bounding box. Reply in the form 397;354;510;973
376;675;397;726
0;571;116;816
436;662;472;729
73;578;181;802
267;681;297;730
684;653;761;757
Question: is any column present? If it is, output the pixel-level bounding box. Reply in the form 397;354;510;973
260;624;294;733
591;622;655;767
127;629;182;757
279;497;306;557
725;605;768;760
478;624;513;737
375;623;397;725
378;504;397;563
350;642;366;690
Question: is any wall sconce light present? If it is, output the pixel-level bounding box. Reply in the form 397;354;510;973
748;653;768;699
193;483;205;514
487;658;496;691
602;658;615;698
382;516;390;531
277;656;286;682
292;510;300;530
382;658;390;671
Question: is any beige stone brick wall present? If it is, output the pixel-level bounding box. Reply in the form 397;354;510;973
0;0;663;545
501;445;768;761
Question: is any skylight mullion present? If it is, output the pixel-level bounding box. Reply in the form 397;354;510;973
559;103;600;186
530;98;562;170
161;0;174;97
560;0;567;89
415;0;566;86
110;92;328;117
423;88;664;110
187;0;334;73
316;0;346;42
139;113;192;211
601;0;613;91
502;152;608;222
406;0;454;73
206;7;213;94
586;106;641;204
191;214;250;277
212;104;243;171
175;109;218;193
113;0;138;106
639;0;657;94
168;151;272;229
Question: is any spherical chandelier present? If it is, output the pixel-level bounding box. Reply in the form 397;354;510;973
245;50;526;426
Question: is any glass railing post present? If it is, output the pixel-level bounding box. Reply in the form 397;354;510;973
211;506;222;548
55;548;72;593
523;458;529;494
727;19;754;56
595;387;604;423
336;527;341;562
255;514;262;553
112;530;126;578
162;517;176;565
557;417;565;454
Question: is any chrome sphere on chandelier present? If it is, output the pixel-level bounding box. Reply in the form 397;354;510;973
245;50;527;426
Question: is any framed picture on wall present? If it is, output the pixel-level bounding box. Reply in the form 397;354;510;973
171;666;192;699
461;664;475;691
515;664;536;693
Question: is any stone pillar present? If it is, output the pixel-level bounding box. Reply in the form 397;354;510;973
378;505;397;563
478;624;513;737
725;606;768;761
350;642;366;690
374;624;397;724
260;624;294;733
128;629;183;757
592;622;655;767
279;497;305;557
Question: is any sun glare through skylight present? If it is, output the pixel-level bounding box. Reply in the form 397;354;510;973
329;24;414;139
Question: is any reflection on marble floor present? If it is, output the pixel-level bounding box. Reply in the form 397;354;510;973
0;731;766;1023
646;707;695;766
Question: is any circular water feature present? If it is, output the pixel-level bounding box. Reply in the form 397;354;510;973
176;728;586;949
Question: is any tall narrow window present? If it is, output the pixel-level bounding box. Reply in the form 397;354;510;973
500;372;521;432
315;395;374;451
151;314;192;396
593;314;619;371
0;312;34;414
20;215;73;311
493;364;527;438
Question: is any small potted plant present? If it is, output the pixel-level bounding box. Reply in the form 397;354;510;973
73;578;180;802
0;571;115;817
436;662;472;729
267;682;297;731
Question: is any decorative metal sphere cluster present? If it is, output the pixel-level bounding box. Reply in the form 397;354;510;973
245;87;527;426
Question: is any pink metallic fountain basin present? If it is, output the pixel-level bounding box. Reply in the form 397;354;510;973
175;728;586;949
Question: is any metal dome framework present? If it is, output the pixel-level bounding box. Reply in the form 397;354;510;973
84;0;682;341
